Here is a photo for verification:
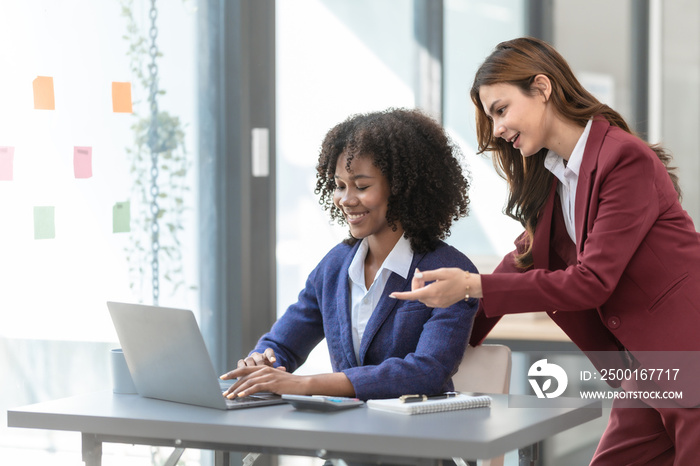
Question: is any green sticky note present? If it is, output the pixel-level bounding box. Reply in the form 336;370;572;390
34;206;55;240
113;201;131;233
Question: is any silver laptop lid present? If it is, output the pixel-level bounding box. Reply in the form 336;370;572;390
107;301;229;410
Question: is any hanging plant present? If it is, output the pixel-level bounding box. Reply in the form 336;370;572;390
119;0;193;304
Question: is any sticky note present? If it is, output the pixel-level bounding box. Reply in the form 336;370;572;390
34;206;55;240
73;146;92;178
0;146;14;181
33;76;55;110
112;82;133;113
113;201;131;233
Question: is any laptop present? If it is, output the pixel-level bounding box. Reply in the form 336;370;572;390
107;301;287;410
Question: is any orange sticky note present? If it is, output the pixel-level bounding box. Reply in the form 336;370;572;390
0;146;14;181
73;146;92;179
33;76;55;110
112;82;133;113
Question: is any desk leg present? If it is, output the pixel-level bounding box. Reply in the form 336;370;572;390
518;442;539;466
81;433;103;466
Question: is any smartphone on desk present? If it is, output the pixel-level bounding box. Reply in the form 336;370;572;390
282;394;364;412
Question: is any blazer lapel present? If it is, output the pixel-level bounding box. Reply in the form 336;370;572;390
357;251;425;365
338;242;361;367
574;117;608;251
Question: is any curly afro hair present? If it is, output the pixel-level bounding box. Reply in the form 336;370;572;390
315;108;470;254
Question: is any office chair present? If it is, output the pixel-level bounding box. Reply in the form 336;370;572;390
452;344;513;466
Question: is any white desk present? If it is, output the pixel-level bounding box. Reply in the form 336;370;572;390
7;391;601;466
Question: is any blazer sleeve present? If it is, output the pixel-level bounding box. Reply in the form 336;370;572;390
470;232;530;345
251;265;326;373
481;137;663;316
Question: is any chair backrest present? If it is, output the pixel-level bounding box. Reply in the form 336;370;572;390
451;344;512;466
452;344;512;395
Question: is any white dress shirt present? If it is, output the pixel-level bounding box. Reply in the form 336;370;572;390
347;235;413;363
544;119;593;244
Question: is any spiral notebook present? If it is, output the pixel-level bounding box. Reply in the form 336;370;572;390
366;394;492;415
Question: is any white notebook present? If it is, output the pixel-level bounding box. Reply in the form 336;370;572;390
367;394;492;415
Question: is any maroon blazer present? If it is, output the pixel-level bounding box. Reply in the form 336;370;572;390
470;118;700;406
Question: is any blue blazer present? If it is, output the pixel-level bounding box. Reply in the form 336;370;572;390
253;240;478;400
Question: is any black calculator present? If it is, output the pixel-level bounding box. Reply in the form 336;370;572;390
282;394;365;412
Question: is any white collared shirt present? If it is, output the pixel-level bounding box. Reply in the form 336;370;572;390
544;119;593;244
347;235;414;363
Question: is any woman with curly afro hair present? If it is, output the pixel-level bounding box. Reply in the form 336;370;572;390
221;108;479;401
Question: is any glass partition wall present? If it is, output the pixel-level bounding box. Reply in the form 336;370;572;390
0;1;199;464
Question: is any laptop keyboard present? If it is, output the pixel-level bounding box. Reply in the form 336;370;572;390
226;395;265;405
223;392;283;407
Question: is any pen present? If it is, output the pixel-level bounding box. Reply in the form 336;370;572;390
399;392;458;403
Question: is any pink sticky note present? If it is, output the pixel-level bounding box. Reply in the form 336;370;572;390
0;146;14;181
73;146;92;179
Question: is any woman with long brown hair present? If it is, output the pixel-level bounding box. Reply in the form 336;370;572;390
392;37;700;464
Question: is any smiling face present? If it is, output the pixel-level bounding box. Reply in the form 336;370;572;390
332;153;399;244
479;80;551;157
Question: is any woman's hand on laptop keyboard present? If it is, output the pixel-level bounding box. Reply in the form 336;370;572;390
219;365;356;401
220;348;289;399
220;364;292;399
235;348;278;368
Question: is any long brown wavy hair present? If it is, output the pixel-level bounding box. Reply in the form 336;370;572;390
470;36;681;268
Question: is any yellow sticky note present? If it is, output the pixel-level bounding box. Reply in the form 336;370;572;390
34;206;55;240
33;76;55;110
112;82;133;113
